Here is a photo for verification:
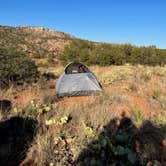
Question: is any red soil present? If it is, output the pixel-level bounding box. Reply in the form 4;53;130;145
8;76;165;121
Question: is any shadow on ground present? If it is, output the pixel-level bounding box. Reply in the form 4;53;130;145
0;99;12;113
75;117;166;166
0;116;38;166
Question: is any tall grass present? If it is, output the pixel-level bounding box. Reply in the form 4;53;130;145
1;65;166;165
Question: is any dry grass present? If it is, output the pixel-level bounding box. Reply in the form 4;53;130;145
0;65;166;165
0;85;15;100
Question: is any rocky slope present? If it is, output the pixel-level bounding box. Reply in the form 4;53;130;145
0;25;73;59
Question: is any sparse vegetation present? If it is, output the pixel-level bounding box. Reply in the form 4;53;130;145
0;25;166;165
132;109;144;125
0;25;71;60
0;65;165;165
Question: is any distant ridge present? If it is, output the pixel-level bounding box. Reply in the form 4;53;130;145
0;25;73;59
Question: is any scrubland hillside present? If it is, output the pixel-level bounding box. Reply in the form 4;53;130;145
0;25;72;61
1;25;166;67
0;25;166;166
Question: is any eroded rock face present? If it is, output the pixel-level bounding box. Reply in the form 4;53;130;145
0;117;38;166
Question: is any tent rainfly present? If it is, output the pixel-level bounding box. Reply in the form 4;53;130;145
56;62;102;97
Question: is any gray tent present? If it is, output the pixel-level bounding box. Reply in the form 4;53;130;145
56;62;102;97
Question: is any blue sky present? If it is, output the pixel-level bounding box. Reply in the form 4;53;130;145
0;0;165;48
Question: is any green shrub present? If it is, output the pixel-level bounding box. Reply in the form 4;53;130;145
61;39;166;66
0;47;39;87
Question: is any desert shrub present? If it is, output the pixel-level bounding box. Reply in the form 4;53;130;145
0;47;39;87
61;39;166;66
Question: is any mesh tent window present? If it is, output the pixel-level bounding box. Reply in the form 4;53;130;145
65;62;90;74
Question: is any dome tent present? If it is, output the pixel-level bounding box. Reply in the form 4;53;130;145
56;62;102;97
